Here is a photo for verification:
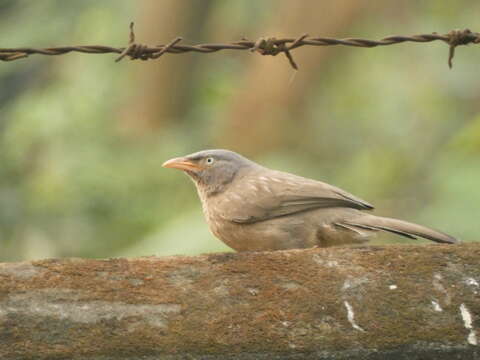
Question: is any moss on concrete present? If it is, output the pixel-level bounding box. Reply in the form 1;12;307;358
0;244;478;359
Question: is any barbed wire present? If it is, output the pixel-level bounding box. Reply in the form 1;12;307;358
0;22;479;69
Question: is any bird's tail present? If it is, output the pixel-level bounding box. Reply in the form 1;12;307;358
340;214;459;244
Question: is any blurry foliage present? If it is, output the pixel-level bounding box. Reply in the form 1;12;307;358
0;0;478;262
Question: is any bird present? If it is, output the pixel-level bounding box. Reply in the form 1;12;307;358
163;149;459;252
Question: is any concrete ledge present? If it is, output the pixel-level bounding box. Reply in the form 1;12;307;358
0;244;479;359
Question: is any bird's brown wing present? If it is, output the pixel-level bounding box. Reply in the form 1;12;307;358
221;170;374;224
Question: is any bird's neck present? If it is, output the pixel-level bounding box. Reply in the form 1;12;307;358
195;180;227;198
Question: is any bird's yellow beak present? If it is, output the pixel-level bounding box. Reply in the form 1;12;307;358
162;157;204;172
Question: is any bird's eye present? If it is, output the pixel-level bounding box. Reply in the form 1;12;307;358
206;157;214;165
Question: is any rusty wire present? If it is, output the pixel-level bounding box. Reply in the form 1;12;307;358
0;23;479;69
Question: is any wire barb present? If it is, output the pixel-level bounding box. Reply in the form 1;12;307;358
444;28;480;68
116;22;153;62
0;52;29;61
152;37;183;59
249;34;308;69
285;33;309;70
0;23;479;69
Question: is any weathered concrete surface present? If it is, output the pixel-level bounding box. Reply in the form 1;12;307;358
0;244;479;359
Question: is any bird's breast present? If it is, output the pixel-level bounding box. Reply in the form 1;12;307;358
195;189;239;242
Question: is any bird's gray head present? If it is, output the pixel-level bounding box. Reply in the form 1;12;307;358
163;149;257;196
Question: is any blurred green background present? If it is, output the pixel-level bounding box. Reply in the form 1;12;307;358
1;1;479;262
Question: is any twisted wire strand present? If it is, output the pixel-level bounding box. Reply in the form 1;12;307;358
0;23;478;69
